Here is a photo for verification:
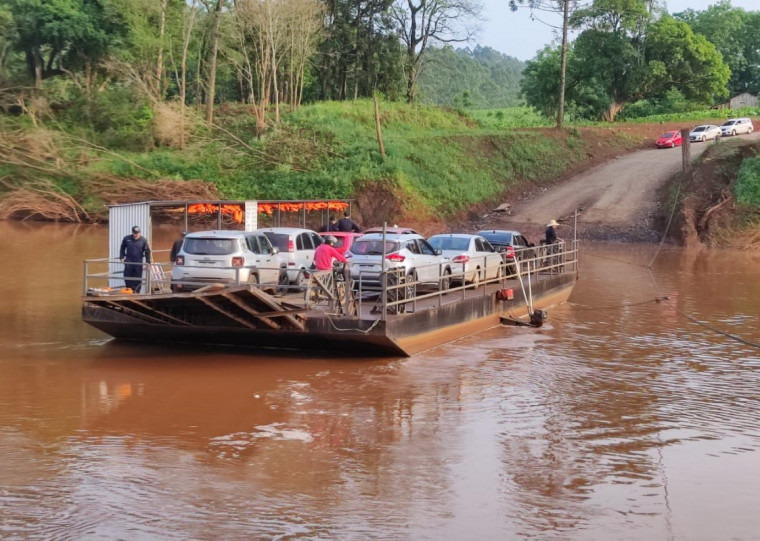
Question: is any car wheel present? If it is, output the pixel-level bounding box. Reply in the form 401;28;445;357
440;269;451;292
701;136;706;142
732;130;736;136
749;127;753;134
293;270;307;287
248;273;259;286
495;264;504;280
405;271;417;302
670;141;675;148
470;268;481;289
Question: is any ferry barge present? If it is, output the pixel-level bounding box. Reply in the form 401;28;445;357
82;200;577;356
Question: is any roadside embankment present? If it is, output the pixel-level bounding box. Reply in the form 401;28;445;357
664;138;760;250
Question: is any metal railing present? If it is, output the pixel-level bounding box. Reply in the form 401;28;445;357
83;241;578;321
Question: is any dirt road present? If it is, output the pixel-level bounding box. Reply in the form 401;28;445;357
491;132;760;242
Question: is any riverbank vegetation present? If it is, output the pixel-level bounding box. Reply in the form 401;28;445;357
668;139;760;250
1;0;759;239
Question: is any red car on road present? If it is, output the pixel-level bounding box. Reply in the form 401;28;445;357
319;231;363;255
656;131;682;148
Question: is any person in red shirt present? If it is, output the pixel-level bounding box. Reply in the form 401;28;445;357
314;235;347;270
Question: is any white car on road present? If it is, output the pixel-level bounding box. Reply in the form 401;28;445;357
689;125;721;142
720;117;754;136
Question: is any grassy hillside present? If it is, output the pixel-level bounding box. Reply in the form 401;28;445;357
0;99;741;229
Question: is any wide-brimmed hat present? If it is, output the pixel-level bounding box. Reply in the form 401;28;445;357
547;219;560;227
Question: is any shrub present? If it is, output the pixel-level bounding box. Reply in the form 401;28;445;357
735;156;760;206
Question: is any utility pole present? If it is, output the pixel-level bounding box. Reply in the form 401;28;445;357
681;128;691;174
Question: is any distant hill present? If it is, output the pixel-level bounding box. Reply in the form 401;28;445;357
416;46;525;109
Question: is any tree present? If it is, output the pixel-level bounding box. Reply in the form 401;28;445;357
521;15;730;121
675;1;760;95
391;0;481;102
201;0;223;126
509;0;585;128
314;0;403;101
8;0;127;92
642;16;730;105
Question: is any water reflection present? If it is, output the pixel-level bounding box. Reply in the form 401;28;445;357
2;225;760;539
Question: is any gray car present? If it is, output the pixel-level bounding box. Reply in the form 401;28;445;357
347;232;452;292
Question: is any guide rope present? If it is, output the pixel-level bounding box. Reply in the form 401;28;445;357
574;170;760;349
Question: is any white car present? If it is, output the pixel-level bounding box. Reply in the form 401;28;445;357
689;125;721;142
427;234;504;287
348;233;452;292
260;227;323;285
172;230;280;291
720;117;754;136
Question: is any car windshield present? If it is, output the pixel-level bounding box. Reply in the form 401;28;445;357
693;126;706;132
350;239;400;255
183;238;238;255
428;236;470;251
262;232;289;251
478;232;514;246
662;132;676;138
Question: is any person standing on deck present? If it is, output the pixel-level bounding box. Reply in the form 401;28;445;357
337;212;361;233
319;217;339;233
545;219;562;245
170;231;187;263
120;226;151;293
314;235;347;271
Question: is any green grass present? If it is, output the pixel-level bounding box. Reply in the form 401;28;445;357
1;99;689;220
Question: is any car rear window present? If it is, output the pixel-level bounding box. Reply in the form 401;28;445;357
183;238;238;255
262;232;289;251
429;237;470;251
350;239;400;255
478;232;514;245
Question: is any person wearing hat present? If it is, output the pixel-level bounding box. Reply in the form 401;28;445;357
119;225;152;293
545;219;562;245
170;231;188;264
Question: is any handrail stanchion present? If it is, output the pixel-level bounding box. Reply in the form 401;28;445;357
145;262;151;295
381;222;387;320
83;261;88;296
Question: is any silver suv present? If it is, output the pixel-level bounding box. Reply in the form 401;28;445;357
720;117;754;136
259;227;324;285
347;233;452;291
172;230;280;291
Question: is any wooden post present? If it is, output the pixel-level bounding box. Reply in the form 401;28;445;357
681;128;691;174
374;94;386;162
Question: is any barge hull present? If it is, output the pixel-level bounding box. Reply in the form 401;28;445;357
82;271;576;357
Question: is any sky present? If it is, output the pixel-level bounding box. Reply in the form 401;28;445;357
478;0;760;61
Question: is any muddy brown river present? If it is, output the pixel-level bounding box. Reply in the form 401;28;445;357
1;221;760;540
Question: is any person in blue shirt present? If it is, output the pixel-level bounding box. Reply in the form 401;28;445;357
120;226;152;293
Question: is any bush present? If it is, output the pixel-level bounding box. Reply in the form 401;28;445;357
735;156;760;206
59;86;154;151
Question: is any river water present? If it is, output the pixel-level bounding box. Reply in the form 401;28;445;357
1;221;759;540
